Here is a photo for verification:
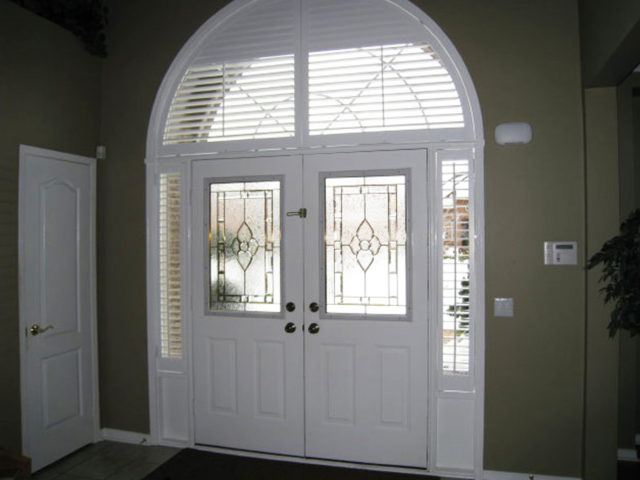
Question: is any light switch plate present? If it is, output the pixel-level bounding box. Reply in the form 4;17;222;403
494;298;514;317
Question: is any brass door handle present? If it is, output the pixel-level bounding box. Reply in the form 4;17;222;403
28;324;54;336
286;208;307;218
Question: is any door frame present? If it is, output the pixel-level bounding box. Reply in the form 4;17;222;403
18;145;100;462
145;141;485;478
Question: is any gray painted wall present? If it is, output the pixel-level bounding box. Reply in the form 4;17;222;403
0;1;101;453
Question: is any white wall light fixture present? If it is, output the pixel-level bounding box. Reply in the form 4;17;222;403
494;122;533;145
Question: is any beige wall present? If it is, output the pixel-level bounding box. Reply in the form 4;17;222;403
425;1;586;476
583;87;620;480
0;2;101;453
96;0;230;434
99;0;588;476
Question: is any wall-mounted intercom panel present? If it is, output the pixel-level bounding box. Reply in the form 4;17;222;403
544;241;578;265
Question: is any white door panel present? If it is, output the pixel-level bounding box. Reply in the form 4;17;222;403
303;150;428;468
19;147;97;471
191;150;429;467
192;156;304;456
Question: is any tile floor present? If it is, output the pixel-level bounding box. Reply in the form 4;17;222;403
32;441;179;480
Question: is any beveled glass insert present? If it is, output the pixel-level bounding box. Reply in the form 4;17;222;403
209;180;281;312
325;175;407;315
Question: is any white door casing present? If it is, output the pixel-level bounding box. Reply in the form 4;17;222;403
191;155;305;455
303;150;429;468
19;146;98;472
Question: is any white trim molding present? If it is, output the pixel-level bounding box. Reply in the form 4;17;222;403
101;429;151;445
484;471;581;480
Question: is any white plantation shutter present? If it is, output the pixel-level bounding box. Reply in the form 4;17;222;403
306;0;428;53
159;173;183;359
193;0;298;65
164;55;295;144
163;0;298;145
161;0;470;148
306;0;464;136
441;159;471;375
308;44;463;135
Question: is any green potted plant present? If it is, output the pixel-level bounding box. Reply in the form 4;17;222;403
587;208;640;337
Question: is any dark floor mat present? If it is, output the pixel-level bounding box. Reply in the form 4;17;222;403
145;449;440;480
618;460;640;479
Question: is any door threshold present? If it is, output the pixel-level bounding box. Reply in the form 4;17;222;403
194;443;435;477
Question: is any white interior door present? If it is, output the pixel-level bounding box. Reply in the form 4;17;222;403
303;150;429;468
19;146;97;472
191;156;305;456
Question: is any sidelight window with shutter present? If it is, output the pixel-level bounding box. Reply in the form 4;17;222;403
441;159;471;375
159;173;183;359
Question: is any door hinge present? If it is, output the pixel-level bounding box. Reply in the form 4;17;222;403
286;208;307;218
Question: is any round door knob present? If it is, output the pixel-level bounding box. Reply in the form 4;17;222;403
284;322;296;333
308;323;320;334
309;302;319;313
285;302;296;312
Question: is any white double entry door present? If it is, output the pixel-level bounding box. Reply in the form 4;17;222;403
191;150;429;468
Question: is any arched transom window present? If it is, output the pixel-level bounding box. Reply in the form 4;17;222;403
158;0;479;150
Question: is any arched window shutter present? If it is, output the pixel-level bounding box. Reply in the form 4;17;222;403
164;0;298;145
306;0;426;52
307;0;464;135
161;0;473;149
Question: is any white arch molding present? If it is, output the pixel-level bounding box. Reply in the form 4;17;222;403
145;1;485;478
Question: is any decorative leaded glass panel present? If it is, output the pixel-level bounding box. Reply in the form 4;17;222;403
209;180;281;312
324;175;407;315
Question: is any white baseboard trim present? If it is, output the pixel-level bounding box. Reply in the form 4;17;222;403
101;428;151;445
484;471;581;480
618;448;639;462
